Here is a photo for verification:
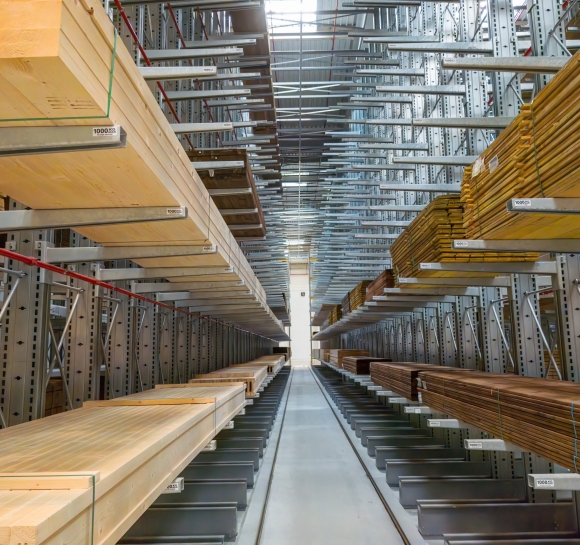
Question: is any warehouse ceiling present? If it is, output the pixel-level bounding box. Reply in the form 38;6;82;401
248;0;394;316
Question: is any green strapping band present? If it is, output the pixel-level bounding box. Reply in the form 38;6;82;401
0;29;117;123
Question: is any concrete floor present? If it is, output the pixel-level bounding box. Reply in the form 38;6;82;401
257;364;406;545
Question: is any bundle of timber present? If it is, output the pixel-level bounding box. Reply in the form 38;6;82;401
0;384;245;545
342;293;351;317
0;0;271;331
342;356;391;375
418;370;580;471
370;362;472;401
390;195;537;278
350;280;372;311
328;349;369;369
322;348;331;362
229;355;285;375
328;305;342;325
191;366;268;397
45;378;65;417
365;270;395;302
460;53;580;239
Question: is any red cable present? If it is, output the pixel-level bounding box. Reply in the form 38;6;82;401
0;247;277;341
112;0;195;151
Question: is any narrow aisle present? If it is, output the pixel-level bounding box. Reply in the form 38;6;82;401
259;364;405;545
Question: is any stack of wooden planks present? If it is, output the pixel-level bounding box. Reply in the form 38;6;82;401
390;195;538;278
343;357;391;375
44;379;65;417
329;349;369;369
322;349;331;362
0;383;245;545
418;370;580;472
191;366;268;397
460;52;580;240
349;280;372;311
0;0;280;336
365;270;395;302
328;305;342;325
370;362;472;401
229;355;286;375
188;148;266;239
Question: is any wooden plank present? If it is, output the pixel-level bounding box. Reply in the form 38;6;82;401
0;384;244;544
0;0;274;332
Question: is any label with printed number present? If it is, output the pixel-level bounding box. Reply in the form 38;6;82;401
203;245;216;252
513;199;532;207
93;126;119;137
430;420;441;427
166;208;185;216
469;442;483;449
535;478;555;488
454;240;469;248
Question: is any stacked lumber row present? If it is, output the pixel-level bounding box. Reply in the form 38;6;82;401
342;293;351;317
0;383;245;545
0;0;282;337
418;370;580;472
365;270;395;302
370;362;472;400
342;357;391;375
45;379;65;417
229;354;286;375
322;349;331;362
329;349;369;369
191;366;268;397
328;305;342;325
390;196;538;278
349;280;372;311
460;53;580;240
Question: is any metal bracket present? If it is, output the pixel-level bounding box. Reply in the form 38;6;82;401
0;126;126;156
0;206;187;231
464;438;523;454
46;244;216;263
528;473;580;490
98;266;234;282
507;198;580;214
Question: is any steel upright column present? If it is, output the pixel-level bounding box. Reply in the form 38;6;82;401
510;274;545;377
480;287;508;373
554;254;580;382
1;201;52;425
62;233;103;406
456;295;480;369
488;0;521;116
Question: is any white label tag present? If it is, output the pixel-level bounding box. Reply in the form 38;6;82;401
162;477;184;493
536;478;555;488
513;199;532;207
418;392;423;403
203;245;216;252
414;408;423;414
488;155;499;173
93;126;119;137
469;441;483;449
430;420;441;427
423;382;427;390
454;240;469;248
203;67;214;72
422;263;434;269
166;208;185;216
472;156;484;177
